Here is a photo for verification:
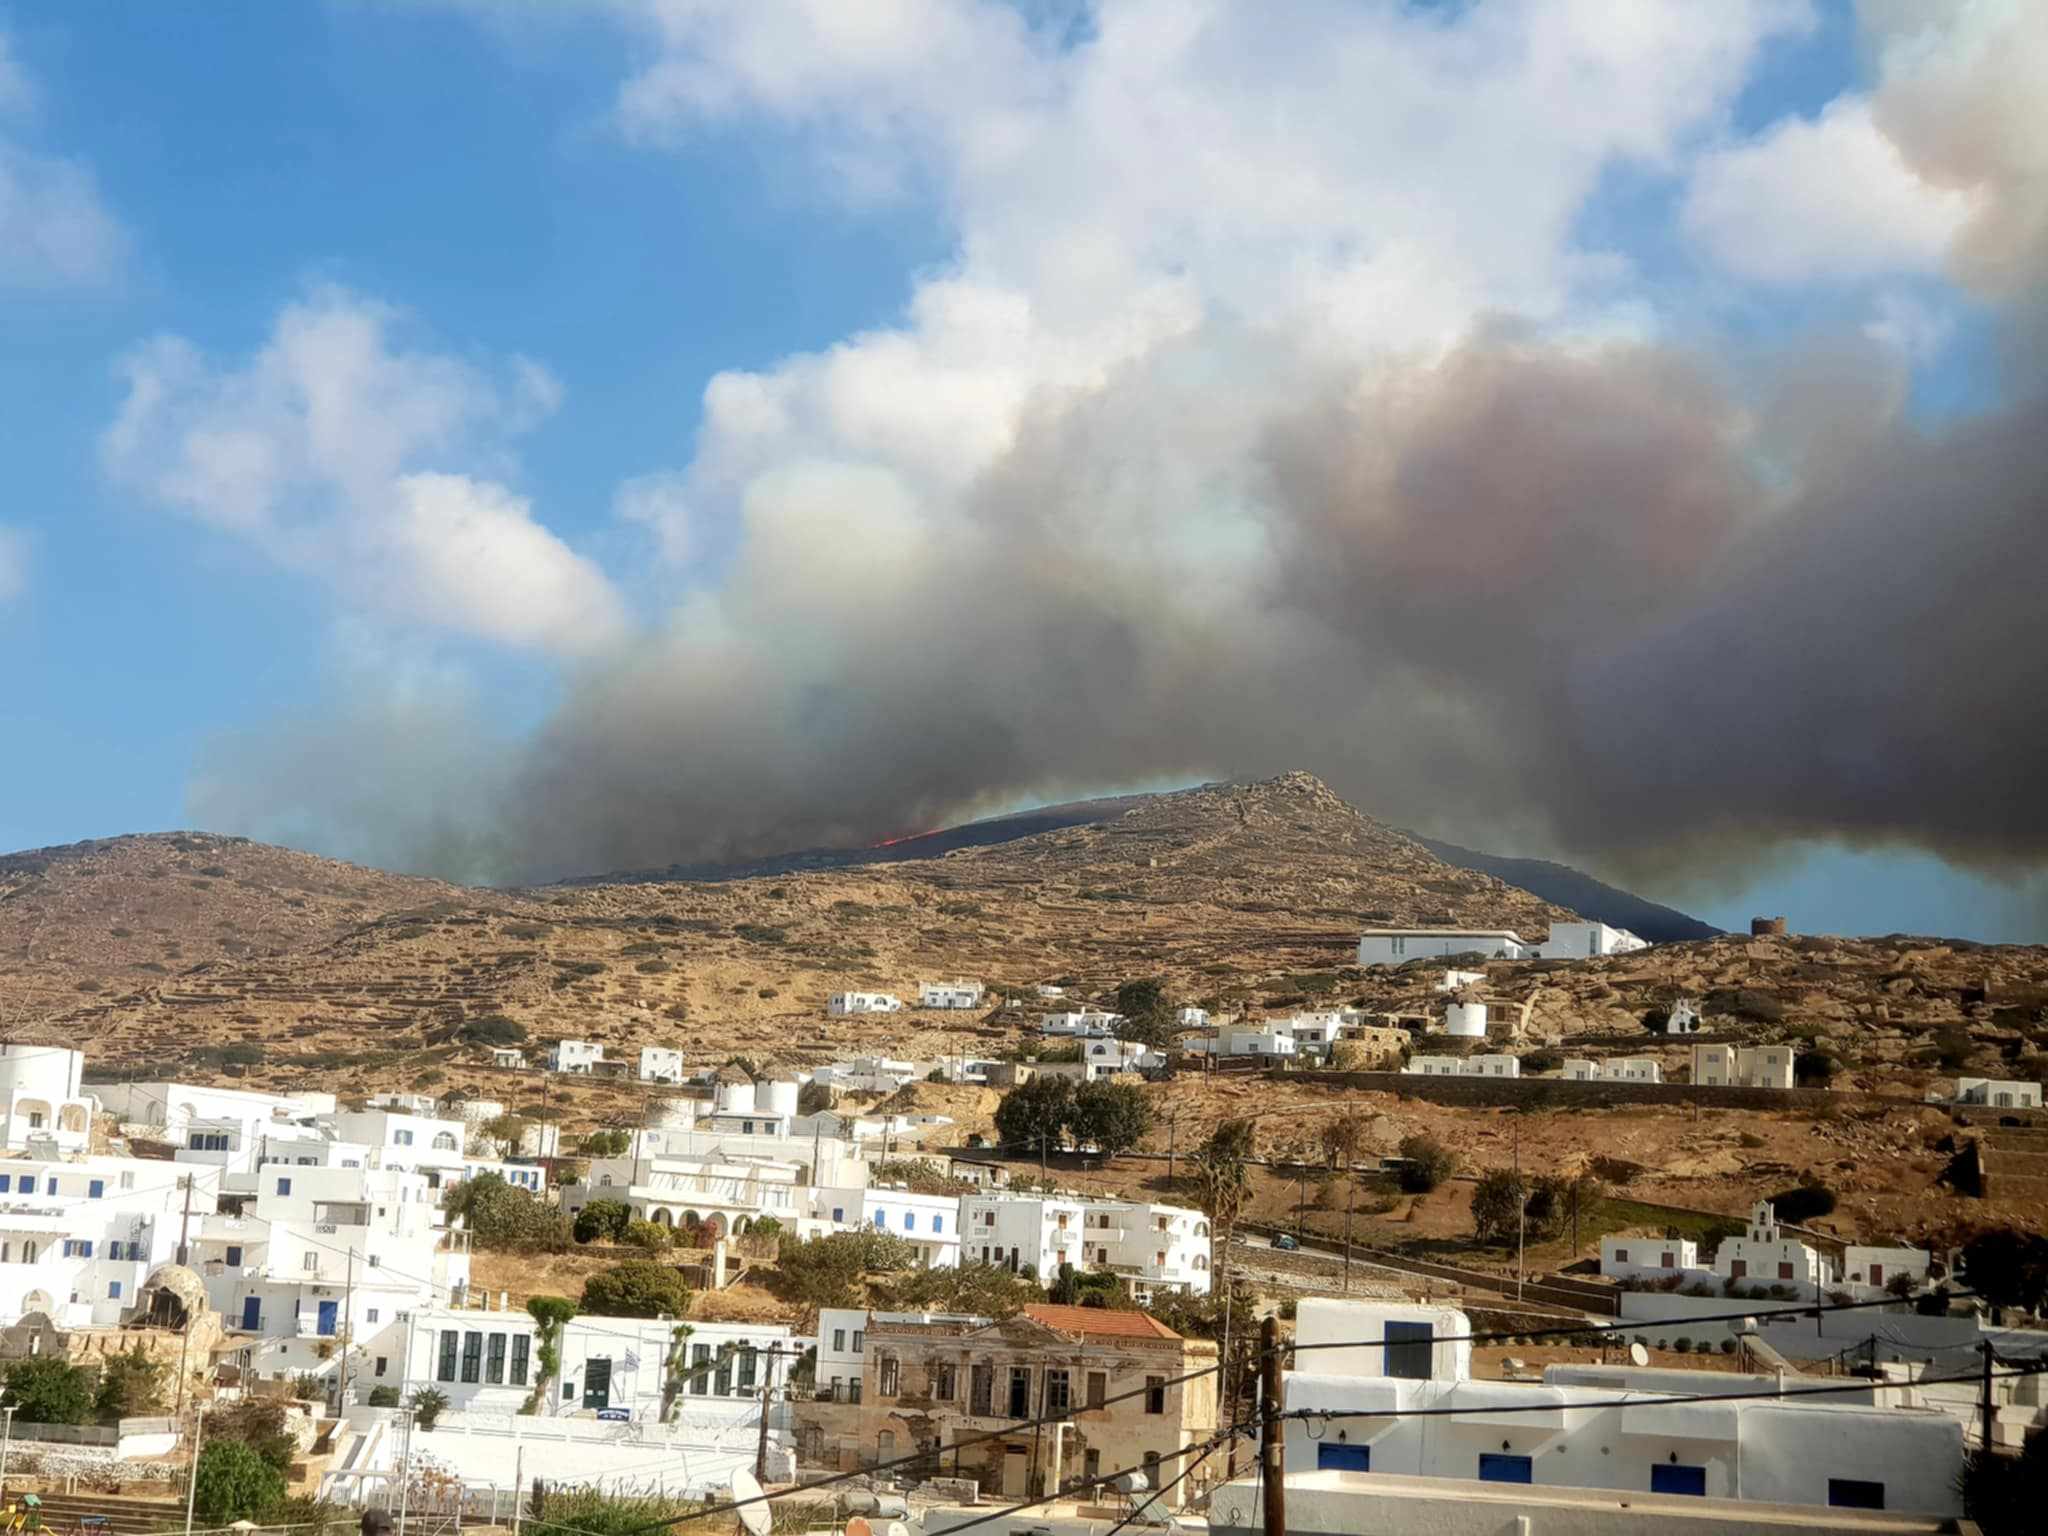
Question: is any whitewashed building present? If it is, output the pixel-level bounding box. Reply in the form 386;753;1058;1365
1358;928;1530;965
1661;997;1703;1034
1692;1044;1795;1090
1432;970;1488;993
1842;1244;1931;1293
1405;1055;1518;1078
958;1193;1210;1296
1537;920;1649;960
1712;1201;1834;1293
0;1156;223;1327
808;1056;923;1093
1176;1006;1210;1029
97;1080;333;1137
860;1187;960;1269
918;981;986;1010
327;1108;469;1192
829;992;904;1015
638;1046;686;1084
0;1044;93;1152
1953;1078;2042;1109
548;1039;605;1073
1280;1299;1963;1516
1183;1027;1297;1061
1040;1010;1124;1038
1565;1058;1662;1084
563;1152;804;1239
1599;1234;1700;1284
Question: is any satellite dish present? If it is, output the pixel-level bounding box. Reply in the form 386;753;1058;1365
730;1469;771;1536
1628;1342;1649;1367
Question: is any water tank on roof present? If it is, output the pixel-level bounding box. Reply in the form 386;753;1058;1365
761;1080;799;1117
715;1080;756;1115
1445;1000;1488;1038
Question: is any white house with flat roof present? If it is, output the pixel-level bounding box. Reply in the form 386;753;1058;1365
1182;1026;1296;1061
1039;1009;1124;1038
547;1039;604;1073
96;1079;332;1135
0;1156;223;1327
326;1108;468;1191
638;1046;685;1084
1359;928;1530;965
1565;1058;1662;1083
1406;1055;1518;1078
1537;920;1649;959
1692;1044;1795;1090
1600;1234;1700;1284
828;992;903;1015
859;1187;960;1268
918;981;985;1009
1953;1077;2041;1109
0;1043;92;1152
958;1193;1210;1297
1280;1298;1964;1516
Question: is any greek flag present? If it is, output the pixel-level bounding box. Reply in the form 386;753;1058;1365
622;1349;641;1371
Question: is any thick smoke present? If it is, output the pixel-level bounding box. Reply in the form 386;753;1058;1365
181;1;2048;890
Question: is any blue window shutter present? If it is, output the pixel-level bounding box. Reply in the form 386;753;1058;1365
1316;1444;1370;1472
278;1177;291;1195
88;1180;105;1198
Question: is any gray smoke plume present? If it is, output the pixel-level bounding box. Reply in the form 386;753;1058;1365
180;1;2048;894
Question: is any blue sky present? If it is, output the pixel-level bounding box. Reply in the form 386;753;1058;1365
3;1;2043;941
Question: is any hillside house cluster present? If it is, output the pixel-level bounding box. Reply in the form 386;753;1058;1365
1692;1044;1795;1090
1359;920;1647;967
1601;1202;1930;1301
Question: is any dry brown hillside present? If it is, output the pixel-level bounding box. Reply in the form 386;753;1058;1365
5;773;1568;1087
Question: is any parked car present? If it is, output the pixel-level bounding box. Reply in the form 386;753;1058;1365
1273;1233;1299;1251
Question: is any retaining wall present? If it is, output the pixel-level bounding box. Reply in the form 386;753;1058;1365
1278;1069;1850;1113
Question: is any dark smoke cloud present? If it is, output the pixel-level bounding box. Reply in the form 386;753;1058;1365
189;322;2048;892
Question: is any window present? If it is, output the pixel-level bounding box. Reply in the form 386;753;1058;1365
395;1130;414;1147
1385;1321;1434;1381
437;1331;459;1382
879;1357;900;1396
851;1329;864;1352
1778;1262;1795;1280
1086;1372;1106;1410
833;1329;847;1352
1652;1464;1707;1496
691;1343;712;1395
1829;1480;1885;1510
933;1214;944;1233
510;1335;531;1386
1144;1376;1165;1415
461;1331;483;1383
88;1180;104;1199
716;1348;734;1395
44;1177;55;1194
27;1113;43;1129
1613;1248;1629;1264
375;1357;387;1377
905;1213;916;1231
1008;1368;1031;1418
930;1364;955;1401
1045;1369;1071;1415
739;1347;759;1390
433;1132;457;1150
120;1171;135;1190
1478;1454;1533;1484
0;1176;9;1193
832;1207;844;1223
1317;1444;1370;1471
63;1240;93;1258
226;1245;242;1266
303;1253;319;1272
367;1308;380;1324
277;1178;291;1196
108;1281;123;1300
487;1333;507;1384
21;1242;35;1263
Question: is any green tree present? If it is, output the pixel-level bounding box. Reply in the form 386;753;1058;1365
450;1173;571;1250
994;1074;1076;1155
1395;1134;1455;1193
581;1128;632;1156
192;1439;288;1524
1;1357;97;1424
1470;1168;1530;1246
480;1112;532;1152
1070;1078;1152;1160
367;1385;401;1408
878;1261;1044;1319
772;1231;917;1321
522;1489;700;1536
92;1343;167;1421
406;1386;449;1431
1768;1181;1838;1225
623;1218;673;1252
522;1297;578;1414
574;1199;635;1244
1112;979;1176;1049
581;1261;693;1318
1319;1109;1372;1170
205;1396;297;1472
1190;1117;1255;1259
1958;1229;2048;1315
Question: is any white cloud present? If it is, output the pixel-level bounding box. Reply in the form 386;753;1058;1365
1683;1;2046;292
0;26;124;287
613;470;695;565
103;286;625;657
1683;97;1976;282
0;524;26;603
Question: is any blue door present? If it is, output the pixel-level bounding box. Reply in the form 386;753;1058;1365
1478;1454;1533;1484
1316;1444;1370;1472
240;1296;261;1330
317;1300;339;1336
1652;1464;1706;1496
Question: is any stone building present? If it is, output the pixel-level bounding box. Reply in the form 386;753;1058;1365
856;1304;1218;1504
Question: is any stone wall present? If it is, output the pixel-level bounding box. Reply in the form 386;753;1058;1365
1280;1068;1844;1113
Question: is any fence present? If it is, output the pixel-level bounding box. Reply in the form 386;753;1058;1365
8;1422;117;1446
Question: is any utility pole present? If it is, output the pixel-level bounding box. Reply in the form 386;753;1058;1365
176;1172;194;1265
1166;1110;1179;1187
396;1407;414;1536
1342;1171;1354;1297
1979;1341;1995;1452
1039;1130;1048;1185
1258;1315;1285;1536
1296;1163;1308;1242
511;1445;525;1536
755;1373;773;1481
181;1406;207;1536
1;1404;15;1501
338;1247;357;1412
1513;1119;1526;1303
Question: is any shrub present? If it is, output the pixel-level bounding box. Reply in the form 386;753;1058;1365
582;1261;692;1318
581;1129;632;1156
92;1343;167;1421
1518;1048;1564;1074
574;1200;634;1245
1;1358;96;1424
1673;1336;1692;1353
459;1016;526;1046
1719;1339;1737;1355
367;1385;401;1408
407;1386;449;1431
1395;1134;1455;1193
192;1440;287;1525
450;1173;571;1250
623;1219;673;1252
205;1397;297;1472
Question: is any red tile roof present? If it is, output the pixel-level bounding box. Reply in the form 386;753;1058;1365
1022;1304;1181;1340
